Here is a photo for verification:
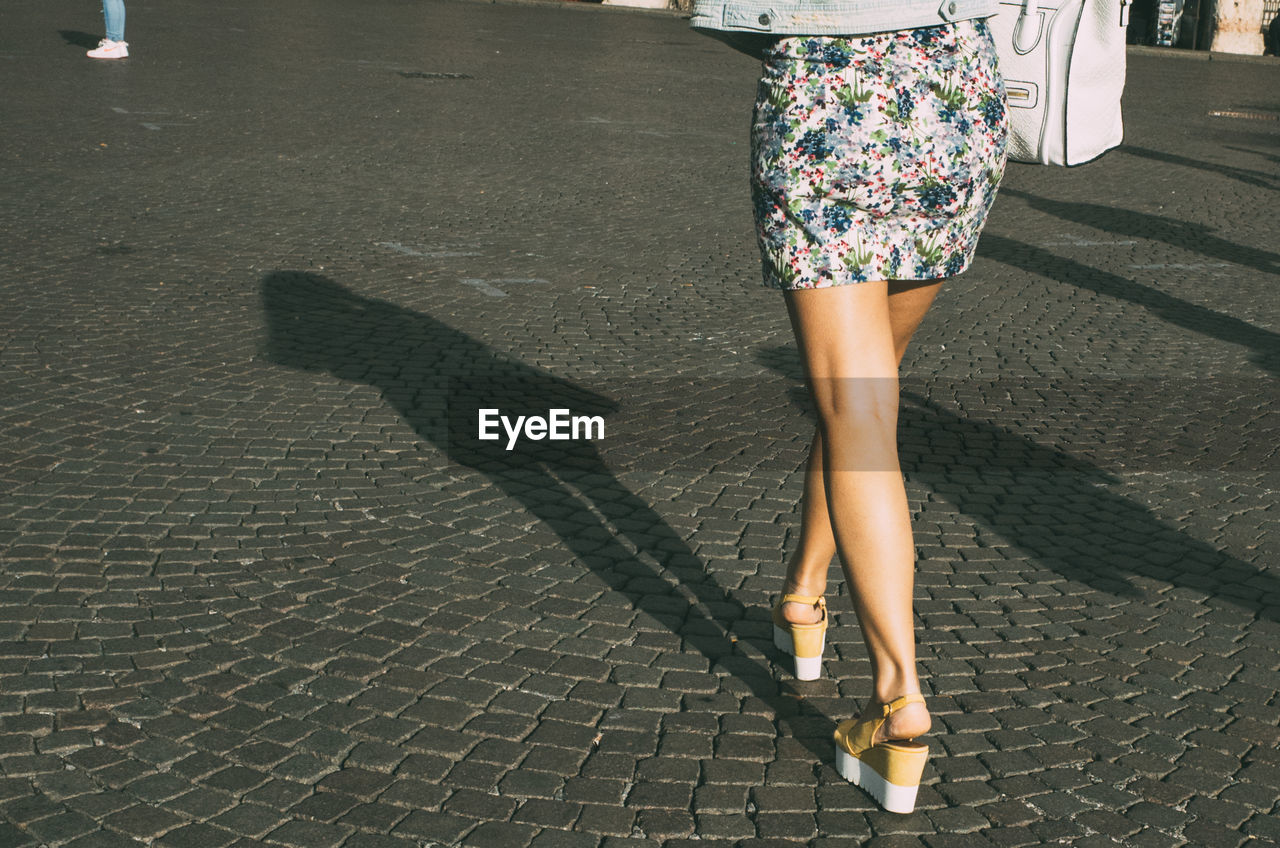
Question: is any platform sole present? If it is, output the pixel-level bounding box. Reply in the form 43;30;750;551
772;624;824;681
835;745;925;814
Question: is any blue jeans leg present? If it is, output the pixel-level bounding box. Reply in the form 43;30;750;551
103;0;126;42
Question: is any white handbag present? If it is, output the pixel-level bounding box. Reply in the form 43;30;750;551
989;0;1132;165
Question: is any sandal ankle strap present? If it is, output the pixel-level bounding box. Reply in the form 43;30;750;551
880;693;926;717
778;593;825;608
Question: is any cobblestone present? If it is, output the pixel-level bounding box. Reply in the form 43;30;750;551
1;0;1278;845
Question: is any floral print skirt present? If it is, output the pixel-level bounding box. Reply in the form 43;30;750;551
751;20;1008;289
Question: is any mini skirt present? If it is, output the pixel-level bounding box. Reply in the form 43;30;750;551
751;20;1008;289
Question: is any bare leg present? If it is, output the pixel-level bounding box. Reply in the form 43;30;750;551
783;280;942;600
782;279;942;610
781;280;942;741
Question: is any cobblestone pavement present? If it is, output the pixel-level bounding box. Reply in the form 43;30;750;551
2;0;1278;846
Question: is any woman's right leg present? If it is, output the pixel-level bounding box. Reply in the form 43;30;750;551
103;0;126;42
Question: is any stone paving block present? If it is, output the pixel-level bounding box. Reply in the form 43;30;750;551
693;783;749;815
242;779;311;812
290;791;362;823
755;811;818;839
440;788;518;823
64;831;149;848
402;726;478;759
315;767;395;801
201;765;269;796
924;836;999;848
338;800;410;832
498;768;565;799
262;819;351;848
1182;818;1249;848
377;778;449;812
0;822;35;846
206;802;290;838
979;826;1042;848
437;757;505;792
511;798;582;830
523;720;597;752
391;809;478;845
576;804;636;837
460;820;540;848
343;834;422;848
1127;827;1187;848
635;808;696;839
860;809;936;836
24;809;101;845
563;777;630;806
1244;812;1280;843
527;828;602;848
156;821;241;848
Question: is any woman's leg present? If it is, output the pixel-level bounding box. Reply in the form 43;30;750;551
103;0;126;42
781;279;942;740
782;279;942;610
783;280;943;604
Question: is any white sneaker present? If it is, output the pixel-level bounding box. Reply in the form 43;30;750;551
87;39;129;59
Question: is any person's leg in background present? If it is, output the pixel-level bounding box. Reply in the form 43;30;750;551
103;0;126;42
89;0;129;58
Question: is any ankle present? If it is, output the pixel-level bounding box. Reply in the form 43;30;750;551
781;574;825;599
870;668;922;705
872;687;920;706
861;696;931;742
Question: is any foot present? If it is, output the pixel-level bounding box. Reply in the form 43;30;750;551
862;698;931;744
88;39;129;59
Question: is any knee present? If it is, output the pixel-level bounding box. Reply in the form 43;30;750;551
809;377;899;435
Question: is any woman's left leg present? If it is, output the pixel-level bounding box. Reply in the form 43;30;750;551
780;279;942;739
780;278;943;615
781;282;930;730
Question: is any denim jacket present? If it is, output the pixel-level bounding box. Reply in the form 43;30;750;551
690;0;1000;35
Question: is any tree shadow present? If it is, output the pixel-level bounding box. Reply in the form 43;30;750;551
1224;146;1280;169
1120;144;1280;192
757;345;1280;623
977;232;1280;375
259;271;830;759
59;30;101;49
1000;186;1280;277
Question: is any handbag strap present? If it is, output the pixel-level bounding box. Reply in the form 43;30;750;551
1013;0;1041;54
1015;0;1134;25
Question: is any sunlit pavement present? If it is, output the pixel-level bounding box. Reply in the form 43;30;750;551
1;1;1278;845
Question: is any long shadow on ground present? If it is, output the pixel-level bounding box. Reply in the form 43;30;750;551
1120;144;1280;192
978;228;1280;375
260;271;836;762
1001;187;1280;277
759;345;1280;623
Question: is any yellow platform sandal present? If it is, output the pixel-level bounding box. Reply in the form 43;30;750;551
770;594;827;681
833;694;930;814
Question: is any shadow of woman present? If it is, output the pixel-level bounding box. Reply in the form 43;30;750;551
260;272;830;758
758;345;1280;624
